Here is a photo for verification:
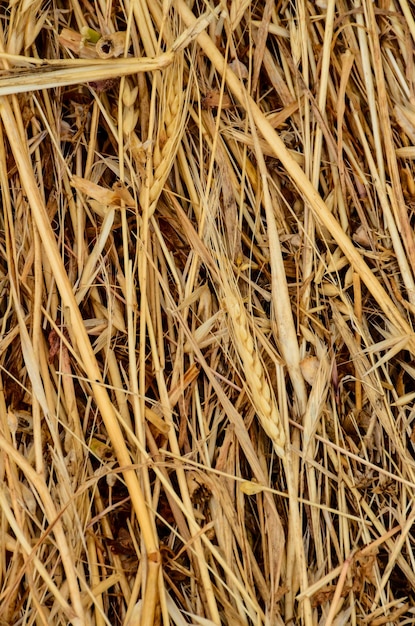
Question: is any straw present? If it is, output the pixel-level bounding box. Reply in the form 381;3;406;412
2;1;415;624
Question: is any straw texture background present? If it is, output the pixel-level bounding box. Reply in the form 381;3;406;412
1;1;415;624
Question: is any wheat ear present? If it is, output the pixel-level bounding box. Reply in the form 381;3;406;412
148;58;184;210
226;291;286;458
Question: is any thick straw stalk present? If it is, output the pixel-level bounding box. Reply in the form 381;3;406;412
0;54;174;95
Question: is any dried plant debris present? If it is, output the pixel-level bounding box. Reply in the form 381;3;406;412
1;1;415;625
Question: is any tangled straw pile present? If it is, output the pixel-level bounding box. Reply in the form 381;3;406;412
1;0;415;624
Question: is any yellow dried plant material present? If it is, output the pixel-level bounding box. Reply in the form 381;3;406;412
394;103;415;143
183;311;224;352
344;266;354;288
24;10;48;51
92;300;126;334
300;356;320;387
395;146;415;159
221;127;304;162
314;258;326;285
288;13;301;66
145;406;170;435
58;28;98;59
201;89;232;110
0;52;174;96
402;165;415;196
391;391;415;407
123;105;139;135
326;248;349;273
96;32;127;59
124;600;142;626
71;176;135;208
225;291;286;458
106;472;118;489
4;0;415;622
144;59;185;215
75;209;116;304
181;613;218;626
299;324;319;346
167;364;200;407
318;282;341;297
240;480;266;495
122;80;139;108
266;100;300;128
229;0;251;31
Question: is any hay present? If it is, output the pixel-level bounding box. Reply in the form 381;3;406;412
0;0;415;624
